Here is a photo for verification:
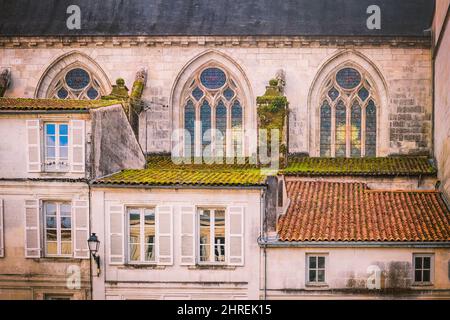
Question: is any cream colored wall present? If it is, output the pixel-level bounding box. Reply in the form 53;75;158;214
0;181;90;300
0;114;91;179
264;247;450;299
434;4;450;201
91;187;263;300
0;44;432;156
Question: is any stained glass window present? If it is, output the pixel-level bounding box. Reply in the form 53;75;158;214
320;101;332;157
336;68;361;90
335;101;346;157
366;100;377;157
51;67;103;100
328;87;339;101
200;100;212;150
351;102;362;157
319;67;377;158
184;101;195;156
192;87;204;101
200;68;226;89
183;66;243;158
216;101;227;156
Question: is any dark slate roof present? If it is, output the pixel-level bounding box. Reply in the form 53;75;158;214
0;0;435;37
283;156;437;177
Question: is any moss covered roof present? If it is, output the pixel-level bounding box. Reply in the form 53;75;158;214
0;98;123;111
283;156;436;176
94;155;266;187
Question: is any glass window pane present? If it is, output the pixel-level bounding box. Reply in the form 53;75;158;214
46;124;55;135
415;270;422;282
423;257;431;269
318;270;325;282
45;203;57;216
365;100;377;157
200;100;212;151
129;244;140;261
59;124;68;135
61;242;72;255
214;210;225;262
46;242;57;255
415;257;423;269
60;135;68;147
129;211;140;244
335;101;347;157
423;270;430;282
60;204;71;216
61;217;71;229
192;87;204;101
61;229;72;241
231;101;243;157
318;256;325;269
46;147;56;158
216;101;227;157
46;229;57;241
309;256;317;269
351;102;361;158
184;101;195;157
46;135;56;147
57;88;69;99
46;217;56;229
87;87;99;100
320;101;332;157
60;147;69;159
65;68;90;90
145;245;155;262
199;210;211;262
336;68;361;90
328;87;339;101
309;270;317;282
200;68;226;89
223;88;235;101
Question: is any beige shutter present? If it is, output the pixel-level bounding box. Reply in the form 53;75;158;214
180;206;196;265
24;199;41;258
69;120;85;173
227;206;244;266
26;120;42;172
0;199;4;257
156;205;173;265
108;203;124;264
73;200;89;259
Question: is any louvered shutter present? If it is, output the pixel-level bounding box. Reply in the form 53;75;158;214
180;206;196;265
73;200;89;259
108;203;124;264
227;206;244;266
0;199;4;257
156;205;173;265
24;199;41;258
26;120;41;172
69;120;85;173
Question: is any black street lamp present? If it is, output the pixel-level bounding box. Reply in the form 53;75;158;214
87;233;101;276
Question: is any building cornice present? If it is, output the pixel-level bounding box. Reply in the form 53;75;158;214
0;35;432;49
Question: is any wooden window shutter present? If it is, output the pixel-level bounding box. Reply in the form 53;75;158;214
227;206;244;266
0;199;4;257
156;205;173;265
108;203;124;264
24;199;41;258
69;120;85;173
72;200;89;259
26;120;42;172
180;206;196;265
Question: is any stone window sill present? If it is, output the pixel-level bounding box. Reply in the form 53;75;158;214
188;265;237;270
119;264;166;270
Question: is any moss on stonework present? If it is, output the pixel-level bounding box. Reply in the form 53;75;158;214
102;78;129;100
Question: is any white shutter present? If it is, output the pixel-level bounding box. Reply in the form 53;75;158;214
108;203;124;264
73;200;89;259
227;206;244;266
69;120;85;173
180;206;196;265
24;199;41;258
156;205;173;265
26;120;42;172
0;199;4;257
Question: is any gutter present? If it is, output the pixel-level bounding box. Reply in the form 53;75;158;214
258;239;450;248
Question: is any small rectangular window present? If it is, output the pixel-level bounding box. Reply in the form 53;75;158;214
413;254;434;284
198;208;226;264
44;123;69;172
44;201;72;257
127;208;156;264
306;254;327;285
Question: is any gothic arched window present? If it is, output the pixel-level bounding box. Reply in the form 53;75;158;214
49;67;103;100
182;67;243;158
319;67;377;157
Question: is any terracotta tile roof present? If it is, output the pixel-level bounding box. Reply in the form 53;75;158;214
0;98;123;111
278;181;450;242
283;156;436;177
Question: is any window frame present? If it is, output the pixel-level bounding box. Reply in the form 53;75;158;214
306;254;328;286
43;201;73;258
412;253;434;286
126;207;157;265
197;207;227;265
318;66;378;158
44;122;70;172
